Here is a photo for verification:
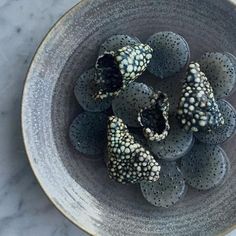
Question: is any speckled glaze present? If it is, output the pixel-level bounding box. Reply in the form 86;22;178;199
22;0;236;235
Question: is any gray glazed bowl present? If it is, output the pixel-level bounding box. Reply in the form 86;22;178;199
22;0;236;235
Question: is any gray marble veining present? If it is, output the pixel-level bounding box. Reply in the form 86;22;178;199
0;0;236;235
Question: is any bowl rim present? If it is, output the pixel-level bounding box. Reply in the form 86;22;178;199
21;1;93;235
21;0;236;235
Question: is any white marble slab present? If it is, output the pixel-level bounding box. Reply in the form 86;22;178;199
0;0;235;235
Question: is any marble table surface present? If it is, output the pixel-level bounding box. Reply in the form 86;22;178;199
0;0;235;235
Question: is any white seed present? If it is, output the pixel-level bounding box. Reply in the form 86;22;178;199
189;105;195;111
139;156;144;162
185;92;189;97
128;58;133;64
142;162;147;166
189;64;195;68
120;69;125;75
137;166;141;171
139;54;143;60
190;69;197;74
191;127;198;132
199;120;207;127
201;115;208;120
130;72;135;78
116;56;122;61
125;148;130;154
151;165;159;172
146;54;152;59
122;59;128;66
189;97;195;103
127;65;133;73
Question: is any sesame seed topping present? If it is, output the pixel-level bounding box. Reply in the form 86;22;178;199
107;116;160;184
177;62;224;132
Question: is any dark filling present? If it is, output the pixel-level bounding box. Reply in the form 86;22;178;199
96;54;123;93
141;103;166;134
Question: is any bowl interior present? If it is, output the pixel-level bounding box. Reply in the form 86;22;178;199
22;0;236;235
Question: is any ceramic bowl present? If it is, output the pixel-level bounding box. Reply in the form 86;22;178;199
22;0;236;235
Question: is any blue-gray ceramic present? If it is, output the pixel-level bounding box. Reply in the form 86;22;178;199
22;0;236;235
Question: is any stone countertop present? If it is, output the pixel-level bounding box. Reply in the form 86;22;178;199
0;0;235;235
